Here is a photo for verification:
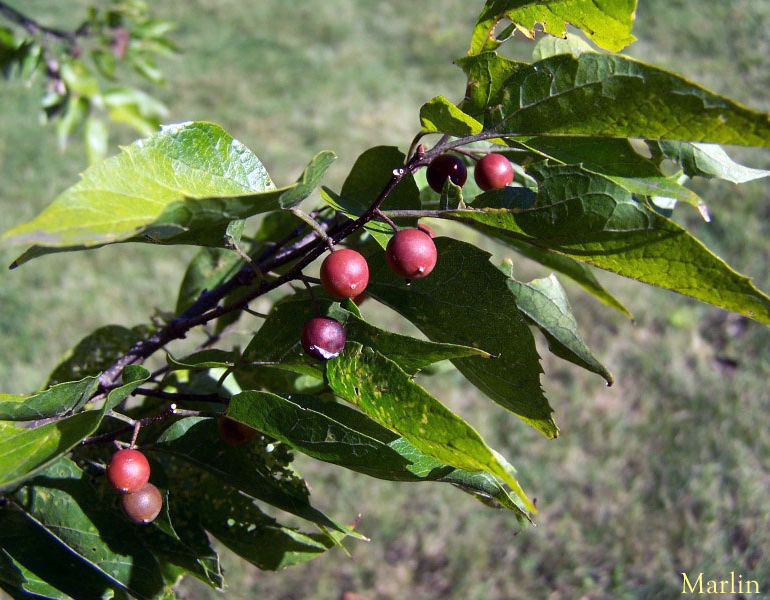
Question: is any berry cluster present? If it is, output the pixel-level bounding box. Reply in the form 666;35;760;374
300;152;512;362
426;151;513;193
106;448;162;524
302;230;437;361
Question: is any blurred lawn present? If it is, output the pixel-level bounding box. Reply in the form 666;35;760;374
1;2;770;599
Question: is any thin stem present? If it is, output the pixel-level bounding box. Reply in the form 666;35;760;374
451;147;481;161
133;387;229;404
406;132;428;163
0;2;81;43
242;306;269;319
291;208;335;252
96;127;523;396
373;208;399;233
81;403;185;446
229;241;263;282
300;274;321;315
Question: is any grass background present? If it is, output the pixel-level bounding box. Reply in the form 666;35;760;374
1;1;769;599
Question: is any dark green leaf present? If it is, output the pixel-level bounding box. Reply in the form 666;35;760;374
166;350;237;372
326;344;535;513
173;470;342;571
506;273;613;384
365;237;557;438
10;458;164;599
439;178;465;210
0;410;105;492
489;234;632;318
241;288;491;378
103;365;151;412
175;247;243;315
441;164;770;325
320;146;419;247
151;417;355;534
48;325;145;387
457;53;770;146
0;377;99;421
0;507;117;599
135;490;223;590
227;391;528;518
515;136;661;178
277;151;336;209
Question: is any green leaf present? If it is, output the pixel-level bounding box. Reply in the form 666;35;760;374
600;172;709;220
175;247;243;315
419;96;483;136
320;146;419;247
365;237;557;438
10;458;164;599
103;86;168;121
47;324;145;386
515;136;661;178
135;490;223;590
84;116;109;165
173;470;342;571
457;52;770;146
227;392;529;518
531;32;597;60
470;0;637;54
0;377;99;421
326;344;535;513
60;60;100;98
440;164;770;325
104;365;150;412
505;273;613;384
166;350;237;372
56;96;89;149
653;141;770;184
486;231;632;317
151;417;353;534
0;409;105;492
241;289;491;379
3;122;294;266
276;151;336;209
0;508;119;599
439;178;465;210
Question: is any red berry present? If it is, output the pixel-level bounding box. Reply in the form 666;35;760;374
416;223;436;238
474;153;514;191
386;229;437;280
121;483;163;524
426;155;467;193
302;317;347;360
107;449;150;493
320;249;369;299
352;292;368;306
217;416;258;447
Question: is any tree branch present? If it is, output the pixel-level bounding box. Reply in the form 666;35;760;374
0;2;82;44
96;128;516;393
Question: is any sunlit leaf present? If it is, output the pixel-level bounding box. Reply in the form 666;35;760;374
470;0;637;54
326;344;536;513
505;273;613;384
227;392;529;518
457;53;770;146
0;377;99;421
365;237;557;438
